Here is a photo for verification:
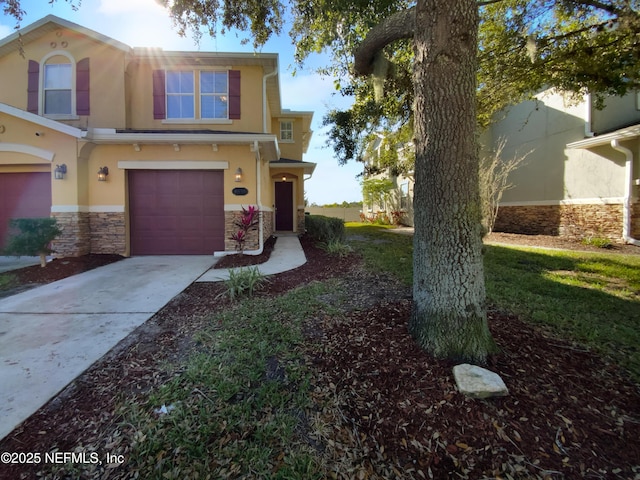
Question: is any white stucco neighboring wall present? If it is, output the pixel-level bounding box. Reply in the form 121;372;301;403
485;88;630;205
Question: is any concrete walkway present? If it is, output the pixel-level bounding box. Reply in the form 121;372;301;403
198;235;307;282
0;235;306;441
0;256;214;440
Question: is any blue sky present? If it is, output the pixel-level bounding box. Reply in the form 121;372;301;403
0;0;363;205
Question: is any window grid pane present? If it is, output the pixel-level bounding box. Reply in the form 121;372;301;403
44;63;72;114
280;121;293;141
200;71;228;119
166;70;194;118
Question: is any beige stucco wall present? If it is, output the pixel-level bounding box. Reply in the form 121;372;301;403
0;28;127;129
85;143;259;207
485;88;628;205
0;113;82;206
271;117;306;160
591;94;640;134
127;61;265;133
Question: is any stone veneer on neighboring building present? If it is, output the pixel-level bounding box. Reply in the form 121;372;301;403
493;202;639;242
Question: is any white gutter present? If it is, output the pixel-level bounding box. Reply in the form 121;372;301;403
611;139;640;246
263;68;278;133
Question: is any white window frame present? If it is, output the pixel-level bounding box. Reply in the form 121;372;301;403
200;70;229;120
280;120;293;142
40;51;77;120
166;70;195;120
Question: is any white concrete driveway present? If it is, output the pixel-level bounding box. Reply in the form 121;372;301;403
0;255;214;440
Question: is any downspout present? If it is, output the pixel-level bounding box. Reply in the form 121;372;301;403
244;140;264;255
611;139;640;246
585;93;595;138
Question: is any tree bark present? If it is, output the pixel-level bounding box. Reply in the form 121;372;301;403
353;0;496;363
353;7;416;76
409;0;495;363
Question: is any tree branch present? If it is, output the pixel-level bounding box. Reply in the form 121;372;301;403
353;7;416;76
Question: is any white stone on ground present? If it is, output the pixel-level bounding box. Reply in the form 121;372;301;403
453;363;509;399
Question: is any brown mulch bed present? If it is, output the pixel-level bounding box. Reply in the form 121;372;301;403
213;235;277;269
0;233;639;479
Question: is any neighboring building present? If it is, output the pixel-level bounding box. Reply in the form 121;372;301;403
362;89;640;243
362;135;414;226
0;15;315;256
486;89;639;244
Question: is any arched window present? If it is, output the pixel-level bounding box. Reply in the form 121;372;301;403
43;55;72;115
27;52;90;118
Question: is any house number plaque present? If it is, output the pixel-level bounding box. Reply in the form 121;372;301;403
232;187;249;196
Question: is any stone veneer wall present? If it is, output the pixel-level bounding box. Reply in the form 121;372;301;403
297;209;306;234
224;210;263;252
90;212;126;255
494;203;626;242
633;202;640;239
51;211;91;257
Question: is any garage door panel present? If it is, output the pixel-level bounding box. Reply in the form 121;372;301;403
129;170;225;255
0;173;52;250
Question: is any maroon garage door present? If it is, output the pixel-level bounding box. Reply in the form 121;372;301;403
0;172;52;250
129;170;225;255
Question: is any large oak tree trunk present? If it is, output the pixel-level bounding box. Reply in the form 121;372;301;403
408;0;496;363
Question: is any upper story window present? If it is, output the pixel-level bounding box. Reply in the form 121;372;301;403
166;71;195;119
280;120;293;142
43;62;72;115
200;71;228;119
27;53;90;118
154;69;240;122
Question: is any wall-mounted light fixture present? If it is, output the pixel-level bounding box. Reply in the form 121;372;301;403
98;166;109;182
281;175;287;182
54;164;67;180
235;167;243;182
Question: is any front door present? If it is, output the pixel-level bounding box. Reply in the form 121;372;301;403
275;181;293;231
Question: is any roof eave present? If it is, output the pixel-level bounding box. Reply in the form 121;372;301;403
567;124;640;149
0;102;85;138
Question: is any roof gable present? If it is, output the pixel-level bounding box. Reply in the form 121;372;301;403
0;15;131;59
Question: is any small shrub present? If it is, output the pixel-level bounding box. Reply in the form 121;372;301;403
221;266;268;300
582;236;613;249
320;239;353;257
305;215;345;243
3;217;61;267
230;206;259;253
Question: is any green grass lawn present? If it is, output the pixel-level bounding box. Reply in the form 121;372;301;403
345;223;640;380
40;224;639;479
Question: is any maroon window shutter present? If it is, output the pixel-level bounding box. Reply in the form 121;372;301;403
228;70;241;119
76;57;90;115
27;60;39;114
152;70;166;120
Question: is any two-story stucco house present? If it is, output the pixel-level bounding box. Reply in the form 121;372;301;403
0;15;315;256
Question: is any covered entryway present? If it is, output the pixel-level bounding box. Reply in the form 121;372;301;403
0;172;52;250
129;170;225;254
274;181;294;231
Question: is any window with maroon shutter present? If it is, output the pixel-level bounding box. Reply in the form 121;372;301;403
228;70;241;120
76;58;90;115
152;70;166;119
27;60;39;114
